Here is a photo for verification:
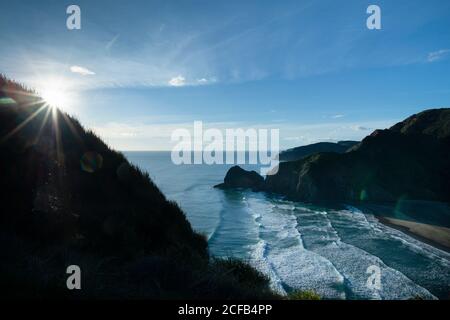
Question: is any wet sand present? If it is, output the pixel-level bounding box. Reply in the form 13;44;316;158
377;216;450;253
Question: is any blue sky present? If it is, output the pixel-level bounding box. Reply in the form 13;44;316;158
1;0;450;150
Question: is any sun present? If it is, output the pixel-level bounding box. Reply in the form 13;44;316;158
40;82;69;109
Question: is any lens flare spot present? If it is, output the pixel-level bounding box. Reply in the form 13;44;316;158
80;151;103;173
359;189;369;201
0;97;17;105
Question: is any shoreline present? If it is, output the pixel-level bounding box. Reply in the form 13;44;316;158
376;216;450;254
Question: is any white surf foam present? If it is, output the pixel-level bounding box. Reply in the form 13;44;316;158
246;196;346;299
299;208;437;299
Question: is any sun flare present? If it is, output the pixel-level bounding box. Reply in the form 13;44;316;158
41;85;68;108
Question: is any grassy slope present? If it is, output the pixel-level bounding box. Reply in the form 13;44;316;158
0;75;277;299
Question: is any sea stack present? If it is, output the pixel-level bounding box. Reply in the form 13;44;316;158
214;166;265;191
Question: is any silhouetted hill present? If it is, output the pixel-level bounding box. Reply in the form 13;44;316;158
0;75;276;299
265;108;450;204
279;140;359;161
389;108;450;138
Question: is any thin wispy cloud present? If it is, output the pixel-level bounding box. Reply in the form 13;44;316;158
106;34;120;51
332;114;344;119
2;1;448;91
427;49;450;62
70;65;96;76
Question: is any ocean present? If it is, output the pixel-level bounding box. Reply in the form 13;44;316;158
125;151;450;300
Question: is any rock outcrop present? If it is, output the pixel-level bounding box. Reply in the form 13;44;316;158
214;166;265;191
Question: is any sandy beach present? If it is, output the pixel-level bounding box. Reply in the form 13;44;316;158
377;216;450;253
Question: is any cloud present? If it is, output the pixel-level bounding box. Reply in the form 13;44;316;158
427;49;450;62
70;65;96;76
2;1;449;92
332;114;344;119
168;75;186;87
106;34;120;51
351;125;371;131
197;77;217;85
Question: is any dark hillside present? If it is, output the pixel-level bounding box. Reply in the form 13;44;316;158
0;75;276;299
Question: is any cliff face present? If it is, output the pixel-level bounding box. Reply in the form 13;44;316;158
0;75;275;299
265;109;450;204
